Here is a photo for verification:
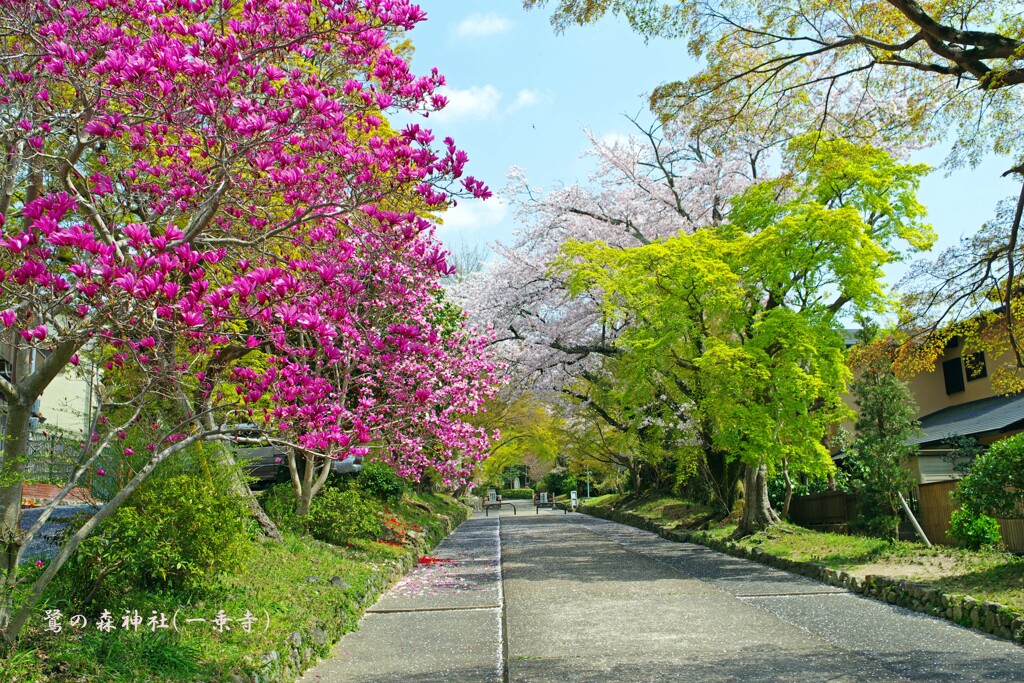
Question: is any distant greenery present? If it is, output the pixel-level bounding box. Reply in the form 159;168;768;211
540;472;577;496
498;488;535;500
846;325;919;540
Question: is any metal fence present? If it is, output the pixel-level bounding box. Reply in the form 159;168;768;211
0;430;81;482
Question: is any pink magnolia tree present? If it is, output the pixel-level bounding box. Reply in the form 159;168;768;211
229;218;500;515
0;0;496;648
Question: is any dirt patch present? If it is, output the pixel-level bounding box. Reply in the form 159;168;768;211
846;555;965;582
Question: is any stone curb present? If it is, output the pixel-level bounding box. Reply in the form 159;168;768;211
582;506;1024;647
231;503;472;683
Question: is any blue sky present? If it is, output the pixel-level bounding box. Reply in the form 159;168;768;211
406;2;1021;283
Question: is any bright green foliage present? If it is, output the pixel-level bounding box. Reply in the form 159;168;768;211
476;393;567;486
308;488;386;545
954;433;1024;519
357;460;407;502
949;508;1003;550
846;326;919;540
555;137;933;528
58;462;253;601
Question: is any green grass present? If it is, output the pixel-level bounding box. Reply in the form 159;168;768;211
582;491;718;529
6;492;469;682
579;493;620;510
582;493;1024;613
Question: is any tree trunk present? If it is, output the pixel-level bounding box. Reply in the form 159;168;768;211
701;443;743;518
207;442;282;542
296;491;312;517
0;402;31;576
0;400;32;650
735;463;780;537
781;459;794;521
291;450;331;517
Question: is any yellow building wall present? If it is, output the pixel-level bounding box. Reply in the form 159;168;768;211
837;340;1020;484
37;363;99;438
906;343;1013;419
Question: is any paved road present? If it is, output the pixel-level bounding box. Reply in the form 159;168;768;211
300;511;1024;682
20;504;97;560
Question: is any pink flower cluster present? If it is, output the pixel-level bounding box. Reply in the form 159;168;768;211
0;0;500;484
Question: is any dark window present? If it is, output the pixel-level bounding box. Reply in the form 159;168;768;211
965;351;987;381
945;336;960;351
942;358;965;394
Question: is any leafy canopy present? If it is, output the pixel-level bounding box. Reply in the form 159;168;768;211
526;0;1024;165
555;135;933;495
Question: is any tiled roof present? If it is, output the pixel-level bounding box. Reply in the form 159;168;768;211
910;393;1024;446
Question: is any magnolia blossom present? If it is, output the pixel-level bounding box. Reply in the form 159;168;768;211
0;0;499;518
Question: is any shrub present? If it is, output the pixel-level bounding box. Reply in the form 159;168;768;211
260;482;302;529
949;508;1003;550
357;460;406;502
498;488;535;500
59;467;253;603
953;434;1024;519
308;487;385;545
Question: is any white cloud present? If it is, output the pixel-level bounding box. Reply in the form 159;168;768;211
431;85;502;122
429;86;542;123
455;13;514;38
438;197;508;234
511;89;542;111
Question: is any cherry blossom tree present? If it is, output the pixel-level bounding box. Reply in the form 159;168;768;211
453;121;759;508
0;0;496;648
456;121;758;390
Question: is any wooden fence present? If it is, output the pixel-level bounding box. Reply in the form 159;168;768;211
789;491;859;530
917;481;1024;551
791;482;1024;551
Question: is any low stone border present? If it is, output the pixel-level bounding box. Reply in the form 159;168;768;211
232;504;472;683
582;505;1024;647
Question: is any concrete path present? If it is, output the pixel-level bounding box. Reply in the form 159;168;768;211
300;511;1024;682
298;515;504;683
